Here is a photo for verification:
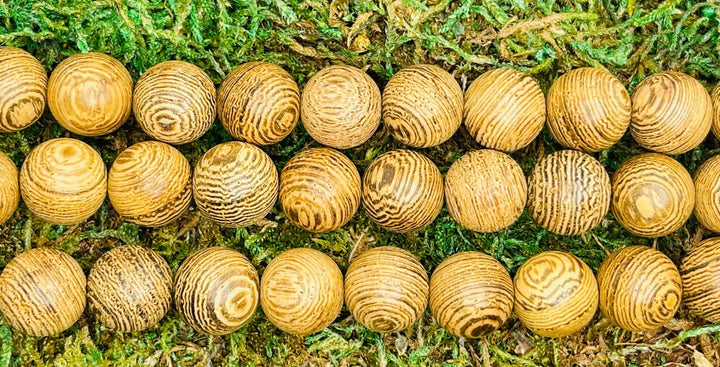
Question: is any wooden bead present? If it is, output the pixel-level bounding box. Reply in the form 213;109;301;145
695;154;720;233
0;151;19;225
463;68;545;152
681;237;720;323
527;150;610;235
429;252;513;338
513;251;598;338
87;245;173;332
0;47;47;133
345;246;428;333
261;248;344;336
133;61;216;145
218;62;300;145
597;246;681;332
300;65;381;149
174;247;259;335
383;64;463;148
20;138;107;225
279;148;361;233
108;141;192;227
611;153;694;238
445;149;526;233
47;52;132;136
630;71;712;154
361;149;443;233
712;83;720;140
0;248;85;336
546;67;631;152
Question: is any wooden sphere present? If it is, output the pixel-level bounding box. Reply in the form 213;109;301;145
681;237;720;322
445;149;526;233
383;64;463;148
695;154;720;232
218;62;300;145
261;248;344;336
345;246;429;333
712;83;720;140
630;71;712;154
611;153;694;237
300;65;381;149
597;246;681;332
279;148;361;233
0;47;47;133
108;141;192;227
527;150;610;235
514;251;598;338
463;68;545;152
133;61;216;145
174;247;259;335
20;138;107;225
47;52;132;136
361;149;443;233
429;252;513;338
0;151;19;225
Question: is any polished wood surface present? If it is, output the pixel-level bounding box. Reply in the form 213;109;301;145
0;47;47;133
681;237;720;323
0;151;19;224
694;154;720;233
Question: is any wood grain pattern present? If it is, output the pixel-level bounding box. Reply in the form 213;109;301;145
0;47;47;133
0;151;19;225
695;154;720;233
681;237;720;323
713;83;720;141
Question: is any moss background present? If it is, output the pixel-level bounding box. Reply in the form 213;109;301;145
0;0;720;365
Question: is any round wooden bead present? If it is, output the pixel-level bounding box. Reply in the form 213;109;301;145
0;151;19;225
383;64;463;148
681;237;720;323
361;149;443;233
300;65;381;149
445;149;526;233
47;52;132;136
261;248;344;336
695;154;720;233
712;83;720;140
597;246;682;332
133;61;216;145
108;141;192;227
429;252;513;338
218;62;300;145
20;138;107;225
345;246;429;333
513;251;598;338
630;71;712;154
611;153;694;238
0;248;86;336
527;150;611;235
174;247;259;335
546;67;631;152
463;68;545;152
279;148;361;233
0;47;47;133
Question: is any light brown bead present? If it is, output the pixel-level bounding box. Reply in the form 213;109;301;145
463;68;545;152
0;151;19;224
712;83;720;141
345;246;429;333
0;47;47;133
611;153;694;238
681;237;720;323
429;252;513;339
47;52;132;136
695;154;720;233
218;62;300;145
261;248;344;336
361;149;443;233
174;247;259;335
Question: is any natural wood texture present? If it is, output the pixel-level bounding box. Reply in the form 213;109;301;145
300;65;381;149
713;83;720;141
429;252;513;338
361;149;443;233
261;248;344;336
514;251;598;338
47;52;132;136
193;142;278;227
463;68;545;152
108;141;192;227
383;64;463;148
630;71;712;154
133;61;216;145
279;148;361;233
546;67;631;152
87;245;173;332
695;154;720;233
20;138;107;225
345;246;429;333
174;247;259;335
0;47;47;133
611;153;694;238
218;62;300;145
527;150;610;235
445;149;526;233
0;151;19;224
681;237;720;323
597;245;682;332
